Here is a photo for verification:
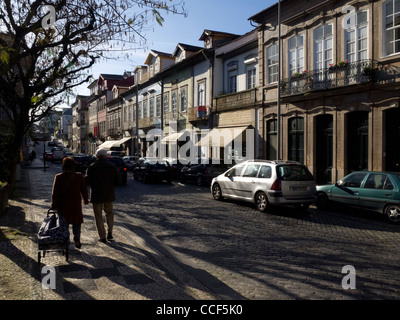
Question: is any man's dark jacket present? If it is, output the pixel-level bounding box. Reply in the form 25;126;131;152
86;158;121;203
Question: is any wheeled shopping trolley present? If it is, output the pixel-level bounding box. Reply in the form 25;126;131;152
37;209;70;264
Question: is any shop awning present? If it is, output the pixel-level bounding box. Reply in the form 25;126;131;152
196;126;251;147
97;137;131;150
97;140;117;150
113;137;131;147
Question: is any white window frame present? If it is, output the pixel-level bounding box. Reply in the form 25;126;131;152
345;10;368;62
227;61;238;93
163;92;169;113
172;91;177;113
266;44;279;84
198;81;206;106
180;87;187;112
288;34;305;77
314;24;333;71
156;95;161;118
383;0;400;56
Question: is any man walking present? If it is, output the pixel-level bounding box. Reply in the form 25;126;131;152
86;148;121;243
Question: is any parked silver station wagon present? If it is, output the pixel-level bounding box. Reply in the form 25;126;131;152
211;160;316;212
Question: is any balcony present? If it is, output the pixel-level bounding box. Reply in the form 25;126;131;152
188;106;209;122
280;60;399;97
213;88;258;112
138;116;160;129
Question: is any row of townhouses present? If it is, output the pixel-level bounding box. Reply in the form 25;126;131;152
67;0;400;184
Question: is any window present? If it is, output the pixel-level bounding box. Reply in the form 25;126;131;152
226;164;245;178
243;164;261;177
267;44;279;83
156;95;161;117
288;34;304;77
339;172;367;188
314;24;333;70
180;87;187;112
143;98;148;118
149;97;154;118
267;119;277;160
245;54;257;89
227;61;238;93
259;165;272;179
364;173;393;190
277;165;314;181
345;11;368;62
198;81;205;106
247;68;257;89
229;74;237;93
172;91;177;113
384;0;400;55
288;117;304;164
163;92;169;113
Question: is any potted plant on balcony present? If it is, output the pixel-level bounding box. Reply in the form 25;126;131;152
329;60;349;73
362;65;377;81
337;60;349;68
290;70;307;80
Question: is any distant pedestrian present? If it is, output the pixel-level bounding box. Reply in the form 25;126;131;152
51;157;89;249
86;148;121;243
29;149;36;164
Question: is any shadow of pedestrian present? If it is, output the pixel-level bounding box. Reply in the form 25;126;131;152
114;223;246;300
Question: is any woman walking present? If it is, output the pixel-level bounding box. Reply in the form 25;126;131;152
51;157;89;248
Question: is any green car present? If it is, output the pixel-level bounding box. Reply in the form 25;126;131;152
316;171;400;224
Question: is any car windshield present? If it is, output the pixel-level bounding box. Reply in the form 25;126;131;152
277;165;314;181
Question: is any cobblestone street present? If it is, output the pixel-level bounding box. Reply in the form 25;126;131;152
115;172;400;299
1;159;400;301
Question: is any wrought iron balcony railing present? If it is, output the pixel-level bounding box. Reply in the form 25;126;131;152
280;60;390;97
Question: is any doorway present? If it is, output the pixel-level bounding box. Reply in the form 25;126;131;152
316;114;333;184
347;111;368;172
385;108;400;172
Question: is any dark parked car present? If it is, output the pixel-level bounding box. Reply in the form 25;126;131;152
106;156;127;185
51;147;64;163
43;151;54;162
123;156;139;171
180;158;233;186
163;157;186;179
133;158;172;183
73;154;95;174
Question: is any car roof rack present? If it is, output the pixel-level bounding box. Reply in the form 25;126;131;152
243;159;301;165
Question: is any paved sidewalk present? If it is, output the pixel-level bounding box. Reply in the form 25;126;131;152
0;159;218;300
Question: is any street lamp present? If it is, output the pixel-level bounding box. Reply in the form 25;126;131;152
277;0;281;160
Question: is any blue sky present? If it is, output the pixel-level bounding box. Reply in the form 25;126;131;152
75;0;275;96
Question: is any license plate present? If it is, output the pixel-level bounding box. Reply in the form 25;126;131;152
291;186;306;191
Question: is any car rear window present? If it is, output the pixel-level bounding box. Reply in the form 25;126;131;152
277;165;314;181
108;158;124;166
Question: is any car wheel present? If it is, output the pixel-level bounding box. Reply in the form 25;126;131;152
196;176;203;186
316;192;329;210
255;191;268;212
384;204;400;224
212;183;223;201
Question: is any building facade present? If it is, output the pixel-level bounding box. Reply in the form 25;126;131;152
250;0;400;183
